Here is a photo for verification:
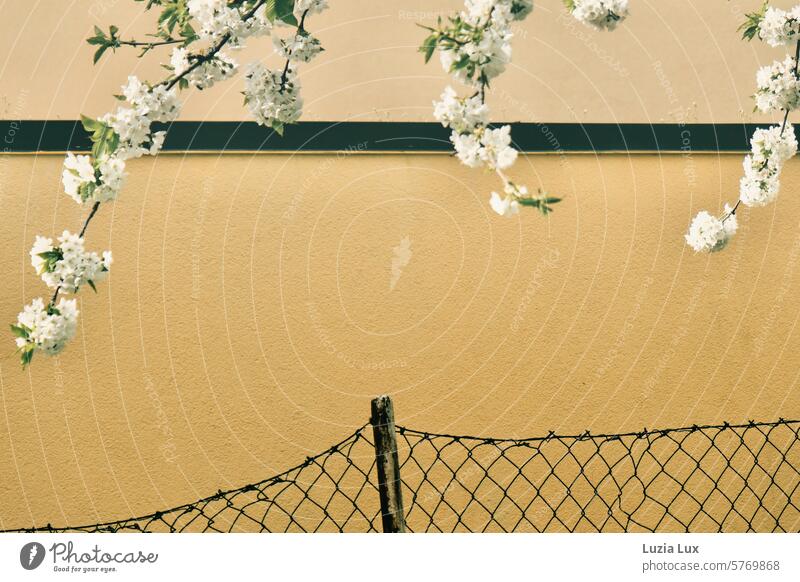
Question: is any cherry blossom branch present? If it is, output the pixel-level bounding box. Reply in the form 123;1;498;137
11;0;328;367
686;6;800;253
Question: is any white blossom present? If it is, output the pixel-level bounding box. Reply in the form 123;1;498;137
571;0;629;31
750;123;797;172
439;21;512;84
273;33;323;62
740;155;782;207
294;0;329;18
685;205;737;253
433;86;489;133
30;231;112;293
95;156;127;201
187;0;270;43
170;49;238;90
244;62;303;129
62;153;96;204
479;125;518;170
13;298;79;358
755;55;800;113
490;190;520;217
451;131;483;167
758;6;800;47
100;76;181;161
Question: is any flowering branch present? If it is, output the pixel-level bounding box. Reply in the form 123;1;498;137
11;0;328;367
421;0;628;217
685;3;800;253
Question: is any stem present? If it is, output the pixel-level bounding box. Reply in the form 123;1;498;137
280;9;311;89
118;38;184;48
781;38;800;136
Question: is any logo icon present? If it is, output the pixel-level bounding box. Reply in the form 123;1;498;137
389;236;412;291
20;542;45;570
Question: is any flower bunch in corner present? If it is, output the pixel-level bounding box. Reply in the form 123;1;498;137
12;0;327;367
420;0;627;218
685;2;800;253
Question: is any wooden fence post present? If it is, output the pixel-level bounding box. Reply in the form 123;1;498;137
371;395;406;533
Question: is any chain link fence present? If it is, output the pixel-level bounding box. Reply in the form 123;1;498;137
3;399;799;533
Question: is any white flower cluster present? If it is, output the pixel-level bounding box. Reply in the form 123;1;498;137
294;0;329;17
244;63;303;129
758;5;800;48
104;76;180;157
273;33;323;62
490;183;528;217
433;86;488;133
14;298;79;358
62;77;181;205
685;205;738;253
30;231;112;293
187;0;271;44
450;125;518;170
570;0;629;31
170;47;239;89
430;0;534;217
437;0;531;86
686;11;800;254
755;55;800;113
739;123;797;207
243;1;328;130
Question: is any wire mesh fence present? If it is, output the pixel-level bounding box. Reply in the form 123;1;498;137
394;419;800;532
8;425;380;533
3;401;799;534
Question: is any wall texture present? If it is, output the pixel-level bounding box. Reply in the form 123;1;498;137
1;150;800;529
3;0;800;531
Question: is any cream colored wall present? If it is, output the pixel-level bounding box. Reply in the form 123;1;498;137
1;151;800;529
2;0;800;123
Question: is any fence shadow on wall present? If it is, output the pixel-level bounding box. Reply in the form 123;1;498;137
3;397;799;533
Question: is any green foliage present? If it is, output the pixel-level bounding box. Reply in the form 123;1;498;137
10;324;29;340
158;0;191;35
11;324;33;368
739;1;768;41
518;192;562;215
562;0;576;11
417;15;490;83
419;31;438;64
266;0;298;27
81;115;119;162
36;249;64;273
20;346;34;368
87;25;120;64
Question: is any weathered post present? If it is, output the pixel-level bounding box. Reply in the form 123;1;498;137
370;395;406;533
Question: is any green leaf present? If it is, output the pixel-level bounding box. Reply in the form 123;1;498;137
10;324;29;339
420;34;438;64
79;181;97;202
739;1;768;41
562;0;576;11
88;280;98;293
21;347;34;368
266;0;297;25
93;45;110;64
81;114;102;133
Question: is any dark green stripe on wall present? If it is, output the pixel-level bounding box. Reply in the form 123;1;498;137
0;120;780;153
